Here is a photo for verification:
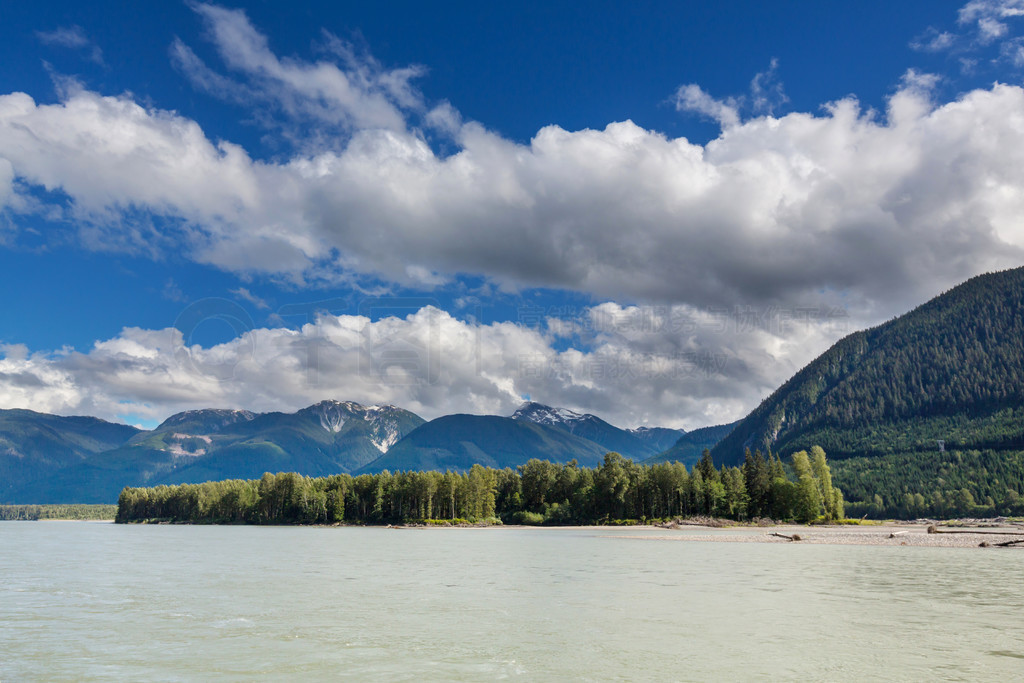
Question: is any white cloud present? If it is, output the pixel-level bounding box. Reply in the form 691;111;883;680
899;69;942;95
0;303;851;430
913;1;1024;66
749;58;789;116
230;287;269;309
0;87;322;268
170;3;423;148
3;54;1024;324
910;29;957;53
959;0;1024;43
0;157;14;209
0;348;83;416
675;59;787;124
672;83;741;129
36;26;104;65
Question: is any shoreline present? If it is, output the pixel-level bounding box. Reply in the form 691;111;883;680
102;518;1024;546
614;523;1024;548
389;520;1024;548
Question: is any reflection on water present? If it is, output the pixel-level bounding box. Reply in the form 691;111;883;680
1;523;1022;681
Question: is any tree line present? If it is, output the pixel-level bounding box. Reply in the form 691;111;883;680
0;504;118;521
116;447;845;525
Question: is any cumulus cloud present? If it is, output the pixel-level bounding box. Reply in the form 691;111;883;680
0;87;319;268
1;3;1024;395
6;74;1024;321
0;303;850;430
16;66;1024;320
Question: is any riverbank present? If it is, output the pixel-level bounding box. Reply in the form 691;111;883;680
381;518;1024;547
625;522;1024;547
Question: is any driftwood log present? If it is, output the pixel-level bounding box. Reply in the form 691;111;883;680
769;532;801;541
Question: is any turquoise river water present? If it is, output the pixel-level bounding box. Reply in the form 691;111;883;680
1;522;1022;681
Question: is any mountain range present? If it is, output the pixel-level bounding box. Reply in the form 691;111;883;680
4;401;426;503
0;400;688;503
511;402;684;456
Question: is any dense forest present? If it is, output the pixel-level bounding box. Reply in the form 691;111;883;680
0;504;118;521
834;448;1024;518
713;267;1024;464
117;448;846;525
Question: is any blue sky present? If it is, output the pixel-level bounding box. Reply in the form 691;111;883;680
2;1;1024;429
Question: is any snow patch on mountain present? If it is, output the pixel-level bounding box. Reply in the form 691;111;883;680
511;402;587;427
167;433;213;457
306;400;409;451
308;399;354;433
370;421;401;452
320;412;346;433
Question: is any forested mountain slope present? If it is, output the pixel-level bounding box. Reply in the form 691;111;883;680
0;410;140;501
708;267;1024;515
645;422;738;466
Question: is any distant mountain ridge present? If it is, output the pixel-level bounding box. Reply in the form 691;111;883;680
511;401;684;460
0;409;141;501
357;413;611;474
6;400;425;503
645;422;739;467
153;408;256;434
1;400;692;503
628;426;689;453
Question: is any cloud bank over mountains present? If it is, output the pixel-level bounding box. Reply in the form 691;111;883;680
2;2;1024;427
0;301;846;430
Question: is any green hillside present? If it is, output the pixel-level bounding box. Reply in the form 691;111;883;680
709;266;1024;516
0;410;140;501
714;267;1024;463
645;422;738;467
